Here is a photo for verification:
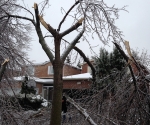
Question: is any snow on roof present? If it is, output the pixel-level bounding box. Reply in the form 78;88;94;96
14;73;92;83
25;61;81;71
33;61;50;66
63;73;92;80
14;76;39;82
35;78;53;84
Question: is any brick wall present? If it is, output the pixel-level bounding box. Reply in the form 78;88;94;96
81;63;88;73
63;80;91;89
36;83;43;94
63;64;81;76
34;62;81;78
34;62;53;78
130;61;149;76
81;60;94;74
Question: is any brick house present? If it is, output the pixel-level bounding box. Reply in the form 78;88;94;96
15;61;93;100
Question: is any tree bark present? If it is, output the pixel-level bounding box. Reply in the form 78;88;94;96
50;37;63;125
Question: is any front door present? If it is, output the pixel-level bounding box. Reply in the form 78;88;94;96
43;86;53;101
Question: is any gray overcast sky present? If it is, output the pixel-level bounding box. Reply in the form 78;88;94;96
24;0;150;63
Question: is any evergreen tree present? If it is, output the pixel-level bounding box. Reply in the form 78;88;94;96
94;47;126;89
111;47;125;71
21;75;36;95
95;48;110;78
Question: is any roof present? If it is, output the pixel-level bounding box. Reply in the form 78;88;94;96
64;63;81;70
63;73;92;80
28;61;81;70
35;78;53;84
14;73;92;83
80;59;95;66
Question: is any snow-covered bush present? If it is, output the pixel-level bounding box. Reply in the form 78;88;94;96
17;94;50;110
31;95;49;107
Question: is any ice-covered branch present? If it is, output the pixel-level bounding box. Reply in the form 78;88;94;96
61;29;84;62
57;0;81;32
65;95;97;125
60;18;84;37
113;42;137;90
74;46;96;80
34;3;54;62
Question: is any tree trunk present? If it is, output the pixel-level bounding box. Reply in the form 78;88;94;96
50;37;63;125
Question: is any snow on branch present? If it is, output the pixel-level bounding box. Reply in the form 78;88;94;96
113;42;137;90
33;3;54;62
34;3;56;37
65;95;97;125
61;29;84;62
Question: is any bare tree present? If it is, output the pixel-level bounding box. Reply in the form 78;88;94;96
1;1;149;125
0;1;33;124
0;0;31;81
2;0;127;124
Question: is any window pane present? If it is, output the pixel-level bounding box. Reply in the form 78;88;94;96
48;66;54;74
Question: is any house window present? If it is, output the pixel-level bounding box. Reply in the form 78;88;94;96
27;66;35;75
77;82;81;84
48;66;54;75
87;66;91;73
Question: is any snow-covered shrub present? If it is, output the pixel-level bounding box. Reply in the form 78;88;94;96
31;95;49;107
17;94;50;110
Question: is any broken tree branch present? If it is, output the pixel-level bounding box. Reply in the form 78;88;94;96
113;42;137;90
38;15;57;36
0;59;9;82
60;18;84;37
34;3;56;37
65;94;97;125
34;3;54;62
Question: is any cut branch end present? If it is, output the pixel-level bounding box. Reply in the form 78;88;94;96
38;15;49;30
2;59;9;65
78;18;84;24
34;3;37;9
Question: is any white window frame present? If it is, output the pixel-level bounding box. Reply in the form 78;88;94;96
48;66;54;75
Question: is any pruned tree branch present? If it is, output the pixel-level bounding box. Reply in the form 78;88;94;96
38;15;57;37
34;3;54;62
34;3;40;27
34;3;57;37
0;59;9;82
60;18;84;37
